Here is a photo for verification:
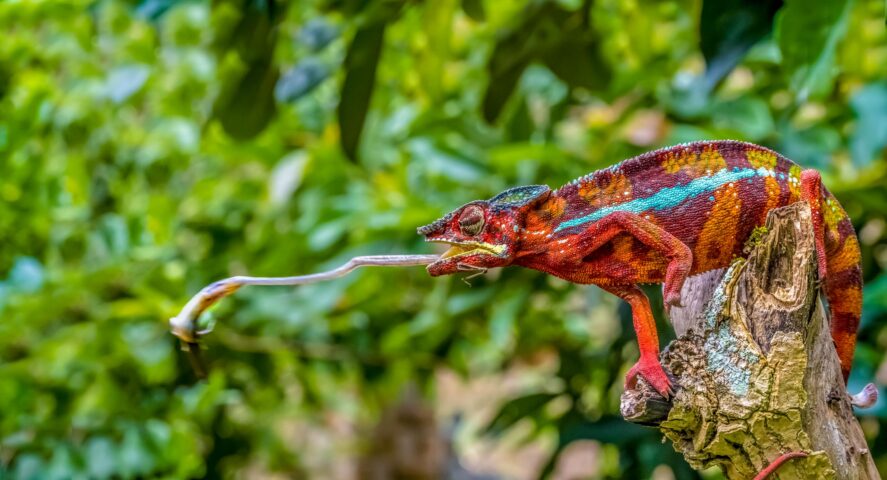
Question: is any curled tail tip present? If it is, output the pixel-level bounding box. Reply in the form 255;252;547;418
753;451;808;480
851;383;879;409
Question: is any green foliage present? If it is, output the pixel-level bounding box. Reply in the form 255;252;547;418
0;0;886;478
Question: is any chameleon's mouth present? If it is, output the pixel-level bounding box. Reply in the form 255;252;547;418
427;239;506;260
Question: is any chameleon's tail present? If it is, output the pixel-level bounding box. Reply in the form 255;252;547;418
802;170;863;382
824;216;863;383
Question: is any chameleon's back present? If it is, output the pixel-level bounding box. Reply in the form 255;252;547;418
556;141;836;271
553;140;862;379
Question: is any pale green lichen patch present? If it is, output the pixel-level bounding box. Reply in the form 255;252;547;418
700;263;763;399
658;261;836;479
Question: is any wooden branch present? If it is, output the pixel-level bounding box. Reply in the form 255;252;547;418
621;203;879;479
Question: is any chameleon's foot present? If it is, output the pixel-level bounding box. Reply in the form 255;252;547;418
663;291;683;314
626;356;674;399
850;383;878;408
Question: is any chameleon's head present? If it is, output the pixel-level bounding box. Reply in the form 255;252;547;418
418;185;551;277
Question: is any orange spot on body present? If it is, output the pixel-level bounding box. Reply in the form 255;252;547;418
746;148;777;169
579;173;632;208
526;196;566;231
694;184;740;272
661;145;725;176
827;237;861;273
662;149;696;174
761;176;781;224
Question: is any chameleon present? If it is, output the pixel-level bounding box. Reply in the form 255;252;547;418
417;140;863;400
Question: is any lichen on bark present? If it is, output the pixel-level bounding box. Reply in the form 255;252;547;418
659;264;833;479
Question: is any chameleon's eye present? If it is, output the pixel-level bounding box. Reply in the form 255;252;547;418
458;206;485;236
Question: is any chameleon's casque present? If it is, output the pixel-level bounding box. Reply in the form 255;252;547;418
419;140;862;398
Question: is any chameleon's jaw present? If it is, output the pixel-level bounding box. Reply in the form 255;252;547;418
424;238;508;276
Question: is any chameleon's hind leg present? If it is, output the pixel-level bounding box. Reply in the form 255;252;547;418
601;284;674;398
800;169;829;280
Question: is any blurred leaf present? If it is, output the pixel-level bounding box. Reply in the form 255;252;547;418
136;0;180;19
849;82;887;167
489;287;527;349
46;445;80;478
298;18;339;51
699;0;783;92
8;256;44;293
338;18;389;161
211;0;285;139
541;35;609;92
557;415;650;446
482;2;610;123
12;454;45;479
106;65;151;104
420;0;457;102
275;59;330;103
86;436;116;478
710;97;774;141
214;58;280;140
118;427;155;476
483;392;558;436
461;0;486;22
214;0;281;60
776;0;852;100
863;274;887;329
0;62;9;102
778;124;842;167
269;151;310;206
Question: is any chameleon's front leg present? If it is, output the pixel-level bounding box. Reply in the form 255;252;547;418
601;284;673;398
565;211;693;397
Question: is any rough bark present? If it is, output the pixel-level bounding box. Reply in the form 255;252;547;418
621;203;879;479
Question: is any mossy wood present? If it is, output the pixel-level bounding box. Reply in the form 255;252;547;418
620;203;879;479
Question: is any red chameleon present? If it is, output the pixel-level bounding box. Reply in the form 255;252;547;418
418;140;862;401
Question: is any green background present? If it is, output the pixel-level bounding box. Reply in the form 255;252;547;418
1;0;886;478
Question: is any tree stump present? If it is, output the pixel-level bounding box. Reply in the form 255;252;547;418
620;203;879;479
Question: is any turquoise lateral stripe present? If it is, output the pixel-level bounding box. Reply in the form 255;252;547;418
554;167;763;232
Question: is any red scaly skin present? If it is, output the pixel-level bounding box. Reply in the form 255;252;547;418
418;140;863;399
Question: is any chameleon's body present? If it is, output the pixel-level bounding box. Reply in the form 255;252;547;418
419;140;862;398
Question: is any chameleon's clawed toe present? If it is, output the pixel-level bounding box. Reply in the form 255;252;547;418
625;357;673;399
664;291;683;306
663;292;683;315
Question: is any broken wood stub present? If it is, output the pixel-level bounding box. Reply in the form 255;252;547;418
621;203;879;479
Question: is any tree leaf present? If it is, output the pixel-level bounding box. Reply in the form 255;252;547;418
482;2;610;123
776;0;852;100
135;0;178;20
106;64;151;104
211;0;285;140
338;22;387;161
710;97;774;141
275;59;330;103
541;35;610;92
298;18;339;51
778;123;842;168
699;0;783;92
214;58;279;140
461;0;486;22
483;392;558;437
